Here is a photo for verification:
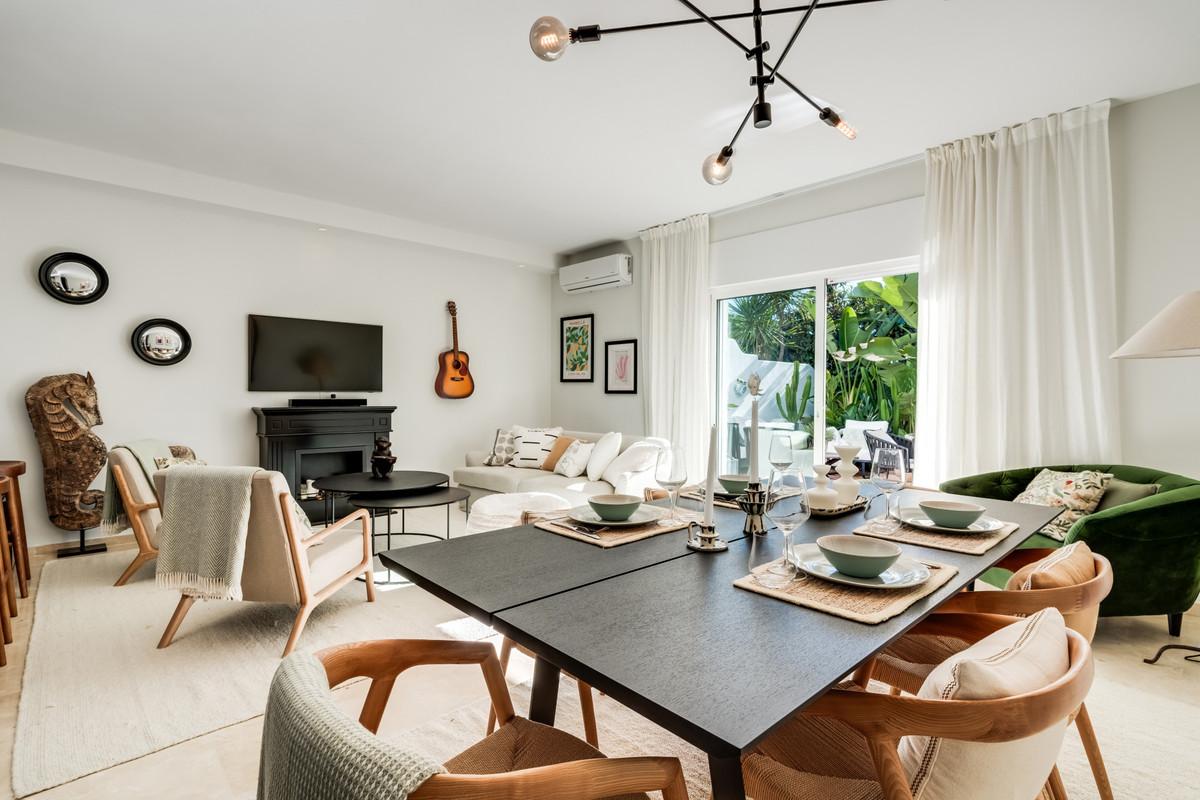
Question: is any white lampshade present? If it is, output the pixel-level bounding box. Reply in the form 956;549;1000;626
1112;290;1200;359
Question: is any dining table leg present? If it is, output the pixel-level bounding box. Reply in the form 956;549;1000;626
528;656;561;726
707;753;746;799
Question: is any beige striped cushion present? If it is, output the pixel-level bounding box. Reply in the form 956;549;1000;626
897;608;1071;799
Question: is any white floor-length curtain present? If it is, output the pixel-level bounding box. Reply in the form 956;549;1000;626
915;101;1120;486
641;214;712;481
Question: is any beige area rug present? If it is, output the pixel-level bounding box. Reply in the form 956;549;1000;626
12;550;460;797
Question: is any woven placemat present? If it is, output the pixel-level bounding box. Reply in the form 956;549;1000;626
852;518;1018;555
529;509;702;548
734;557;958;624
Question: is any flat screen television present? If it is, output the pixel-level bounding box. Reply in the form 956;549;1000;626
248;314;383;392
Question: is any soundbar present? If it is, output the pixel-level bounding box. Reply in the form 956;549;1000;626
288;397;368;408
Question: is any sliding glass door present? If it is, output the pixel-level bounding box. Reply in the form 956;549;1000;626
715;260;919;478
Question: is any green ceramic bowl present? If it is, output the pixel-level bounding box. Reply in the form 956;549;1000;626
718;474;751;494
918;500;986;529
816;535;901;579
587;494;643;522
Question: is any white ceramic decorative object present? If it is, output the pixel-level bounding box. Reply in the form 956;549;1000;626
833;442;861;474
833;460;860;506
809;464;838;511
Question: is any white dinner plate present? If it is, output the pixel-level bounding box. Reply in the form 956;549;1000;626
896;507;1006;534
791;543;932;590
567;505;669;528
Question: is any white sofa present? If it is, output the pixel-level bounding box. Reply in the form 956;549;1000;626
455;430;667;509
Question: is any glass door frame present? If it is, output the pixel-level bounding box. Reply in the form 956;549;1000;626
710;255;919;471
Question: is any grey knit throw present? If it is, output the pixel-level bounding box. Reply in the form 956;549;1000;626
156;465;259;600
258;653;444;800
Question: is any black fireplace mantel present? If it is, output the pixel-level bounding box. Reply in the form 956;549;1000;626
253;405;397;523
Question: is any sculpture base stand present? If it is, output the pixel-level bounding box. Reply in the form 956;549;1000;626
57;528;107;558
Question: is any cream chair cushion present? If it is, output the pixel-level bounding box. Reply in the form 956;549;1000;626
897;608;1071;800
109;448;163;546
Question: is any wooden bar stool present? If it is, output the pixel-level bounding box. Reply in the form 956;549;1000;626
0;477;15;665
0;461;30;599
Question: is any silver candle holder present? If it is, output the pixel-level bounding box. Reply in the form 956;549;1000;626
686;521;728;552
737;481;769;536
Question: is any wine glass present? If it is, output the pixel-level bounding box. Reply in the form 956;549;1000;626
767;432;794;485
654;446;687;521
758;469;811;589
869;445;907;531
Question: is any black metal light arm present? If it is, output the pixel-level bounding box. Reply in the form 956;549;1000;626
588;0;886;38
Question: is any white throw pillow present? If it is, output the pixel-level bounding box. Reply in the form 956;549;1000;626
897;608;1071;800
509;425;563;469
600;441;663;488
554;440;594;478
586;432;622;482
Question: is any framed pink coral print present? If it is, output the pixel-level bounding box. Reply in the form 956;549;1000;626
604;339;637;394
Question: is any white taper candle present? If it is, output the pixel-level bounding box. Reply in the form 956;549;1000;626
704;423;718;526
749;397;760;484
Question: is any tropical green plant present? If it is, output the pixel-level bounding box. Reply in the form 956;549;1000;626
775;361;813;433
825;275;918;435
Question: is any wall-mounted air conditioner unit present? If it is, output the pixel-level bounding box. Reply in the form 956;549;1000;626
559;253;633;294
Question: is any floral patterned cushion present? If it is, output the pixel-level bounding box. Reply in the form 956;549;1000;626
1014;469;1112;541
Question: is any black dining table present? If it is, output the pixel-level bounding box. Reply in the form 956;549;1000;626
380;488;1061;799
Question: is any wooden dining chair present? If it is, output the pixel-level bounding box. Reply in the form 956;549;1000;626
258;638;689;800
742;611;1094;800
485;637;599;748
872;546;1115;800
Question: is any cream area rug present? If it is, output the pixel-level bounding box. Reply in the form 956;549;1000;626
13;550;460;797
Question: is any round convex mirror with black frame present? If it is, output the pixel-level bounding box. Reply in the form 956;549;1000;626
37;252;109;305
131;318;192;366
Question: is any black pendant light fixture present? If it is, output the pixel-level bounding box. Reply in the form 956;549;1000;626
529;0;885;185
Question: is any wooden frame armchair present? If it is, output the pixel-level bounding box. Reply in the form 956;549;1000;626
264;638;690;800
744;614;1094;800
155;470;375;657
872;549;1114;800
486;637;599;748
108;444;197;586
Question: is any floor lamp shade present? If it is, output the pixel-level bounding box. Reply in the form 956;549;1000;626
1112;290;1200;359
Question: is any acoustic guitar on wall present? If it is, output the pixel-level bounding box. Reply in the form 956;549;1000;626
435;300;475;399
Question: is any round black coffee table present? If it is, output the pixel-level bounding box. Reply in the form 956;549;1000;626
313;470;449;522
349;487;470;585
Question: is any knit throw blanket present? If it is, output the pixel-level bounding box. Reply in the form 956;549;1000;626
101;439;174;535
258;653;444;800
156;466;260;601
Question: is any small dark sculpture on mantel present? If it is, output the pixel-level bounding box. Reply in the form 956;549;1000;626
370;437;396;479
25;372;109;556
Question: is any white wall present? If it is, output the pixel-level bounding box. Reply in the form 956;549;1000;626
0;165;552;548
710;197;924;287
1111;83;1200;475
549;239;644;435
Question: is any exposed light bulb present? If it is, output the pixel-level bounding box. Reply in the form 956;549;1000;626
701;148;734;186
820;107;857;140
529;16;570;61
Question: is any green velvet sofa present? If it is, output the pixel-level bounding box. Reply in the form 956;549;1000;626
940;464;1200;637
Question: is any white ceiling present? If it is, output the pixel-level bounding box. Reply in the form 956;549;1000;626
2;0;1200;259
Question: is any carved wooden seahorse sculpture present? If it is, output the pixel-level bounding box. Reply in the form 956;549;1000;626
25;372;108;531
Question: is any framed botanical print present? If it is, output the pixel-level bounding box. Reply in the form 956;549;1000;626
560;313;594;382
604;339;637;394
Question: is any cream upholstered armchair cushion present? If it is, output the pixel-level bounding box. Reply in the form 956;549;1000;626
109;447;164;547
